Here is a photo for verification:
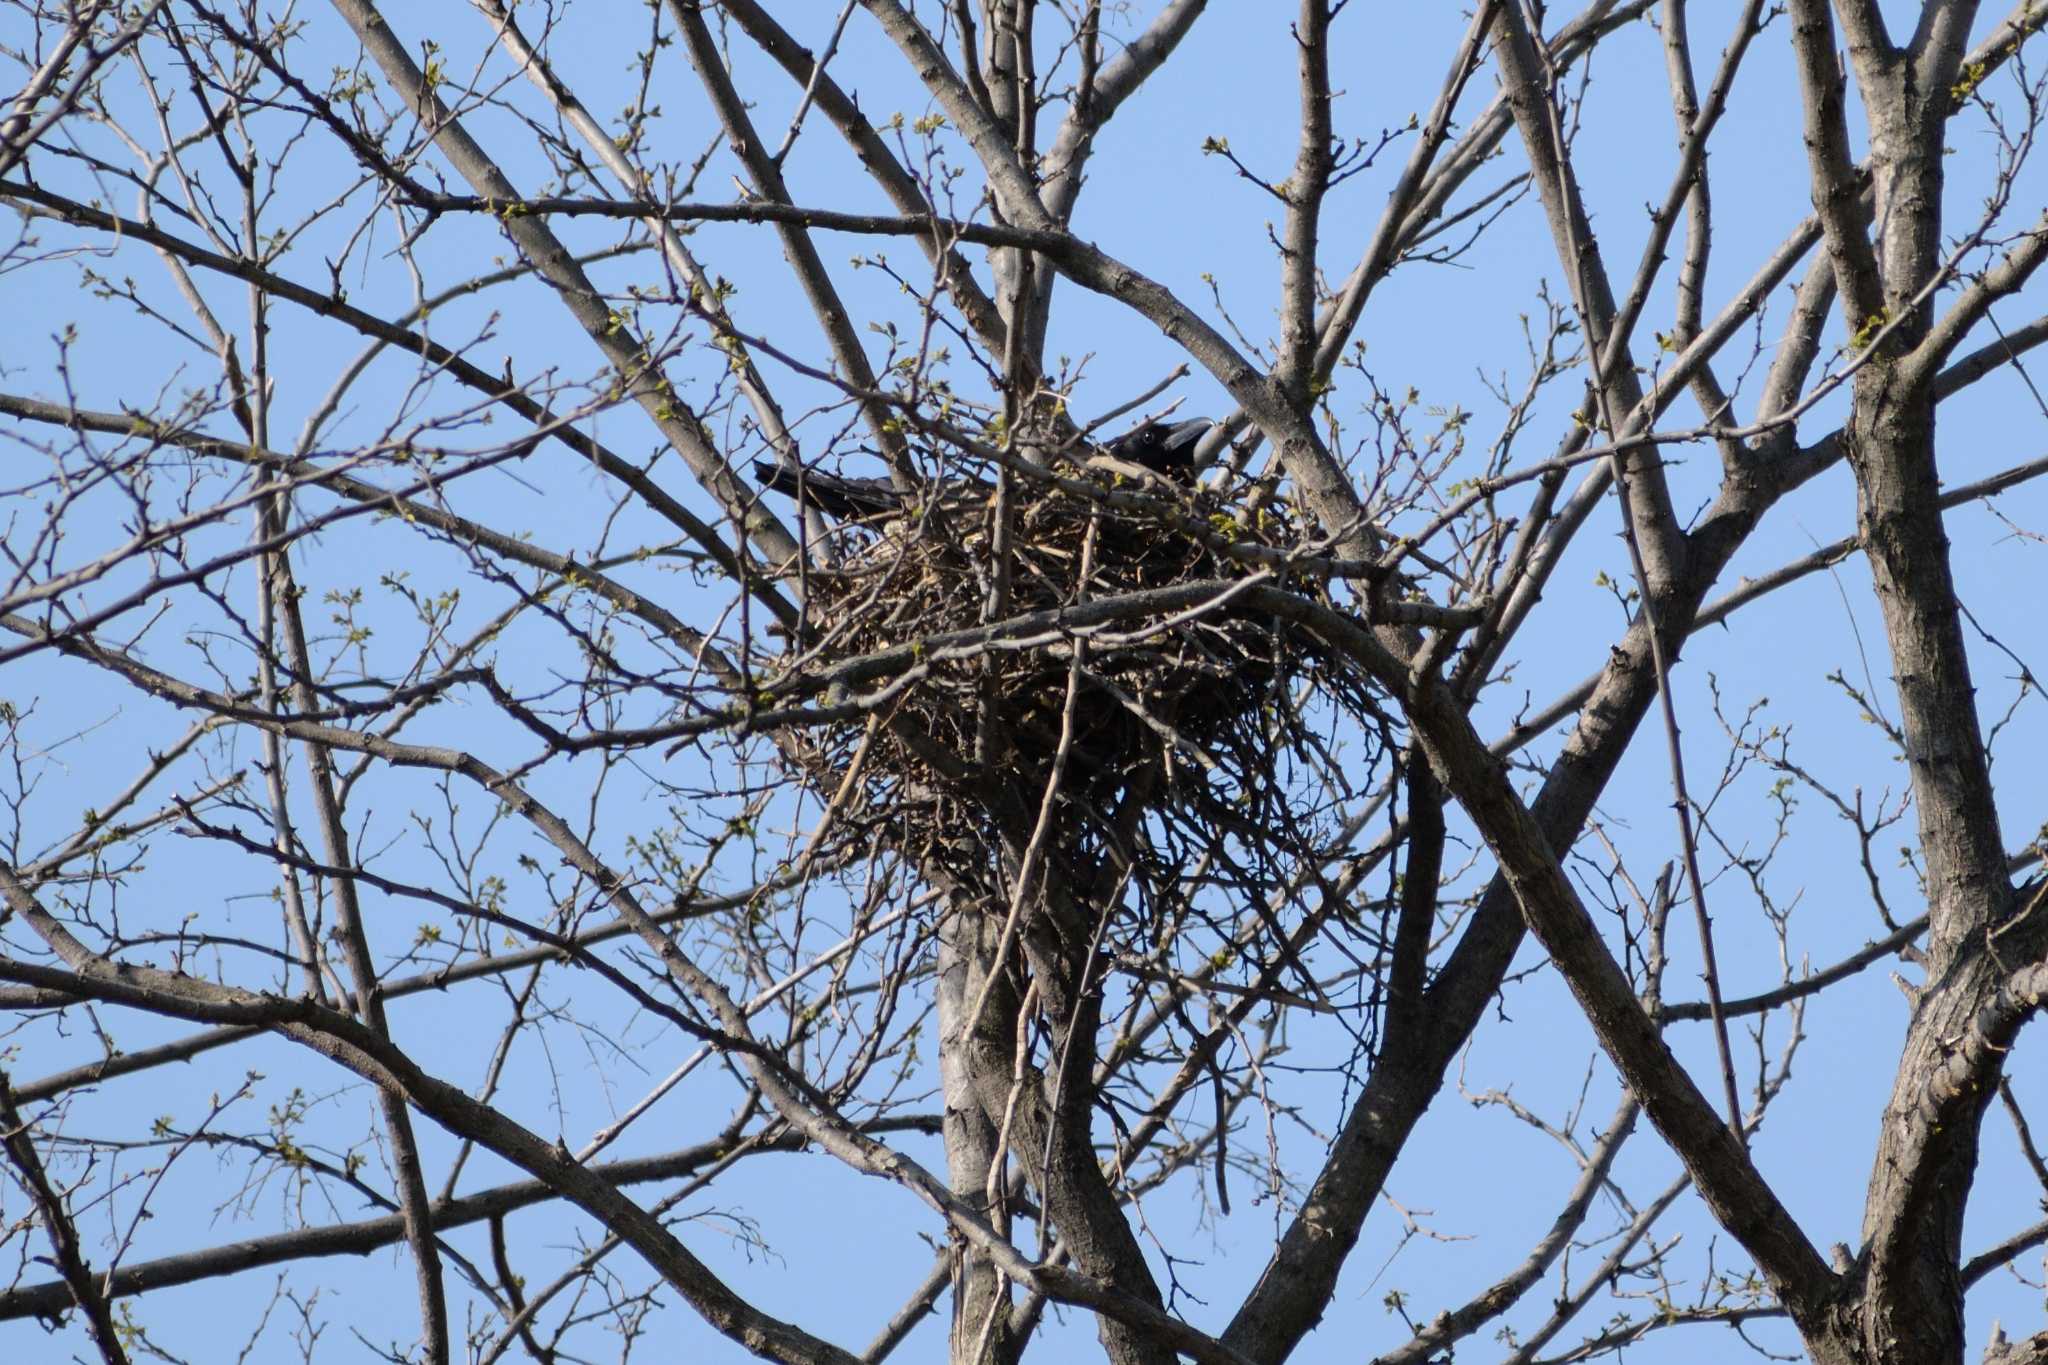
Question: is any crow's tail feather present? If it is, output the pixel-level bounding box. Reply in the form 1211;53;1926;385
750;460;903;519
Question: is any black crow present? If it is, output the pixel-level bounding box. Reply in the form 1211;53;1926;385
753;417;1213;520
1103;417;1213;475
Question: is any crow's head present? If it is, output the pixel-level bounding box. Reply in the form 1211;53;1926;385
1107;418;1213;476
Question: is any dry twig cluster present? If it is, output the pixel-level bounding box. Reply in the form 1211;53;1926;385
783;465;1388;939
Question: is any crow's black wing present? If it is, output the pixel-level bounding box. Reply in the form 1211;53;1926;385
751;460;906;519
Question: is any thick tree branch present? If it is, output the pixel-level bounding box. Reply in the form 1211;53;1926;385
327;0;803;567
1274;0;1334;406
0;1118;938;1324
0;1076;130;1364
1488;1;1685;585
1383;658;1840;1331
1787;0;1886;326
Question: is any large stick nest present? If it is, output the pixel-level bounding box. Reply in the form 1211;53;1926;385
786;463;1390;920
